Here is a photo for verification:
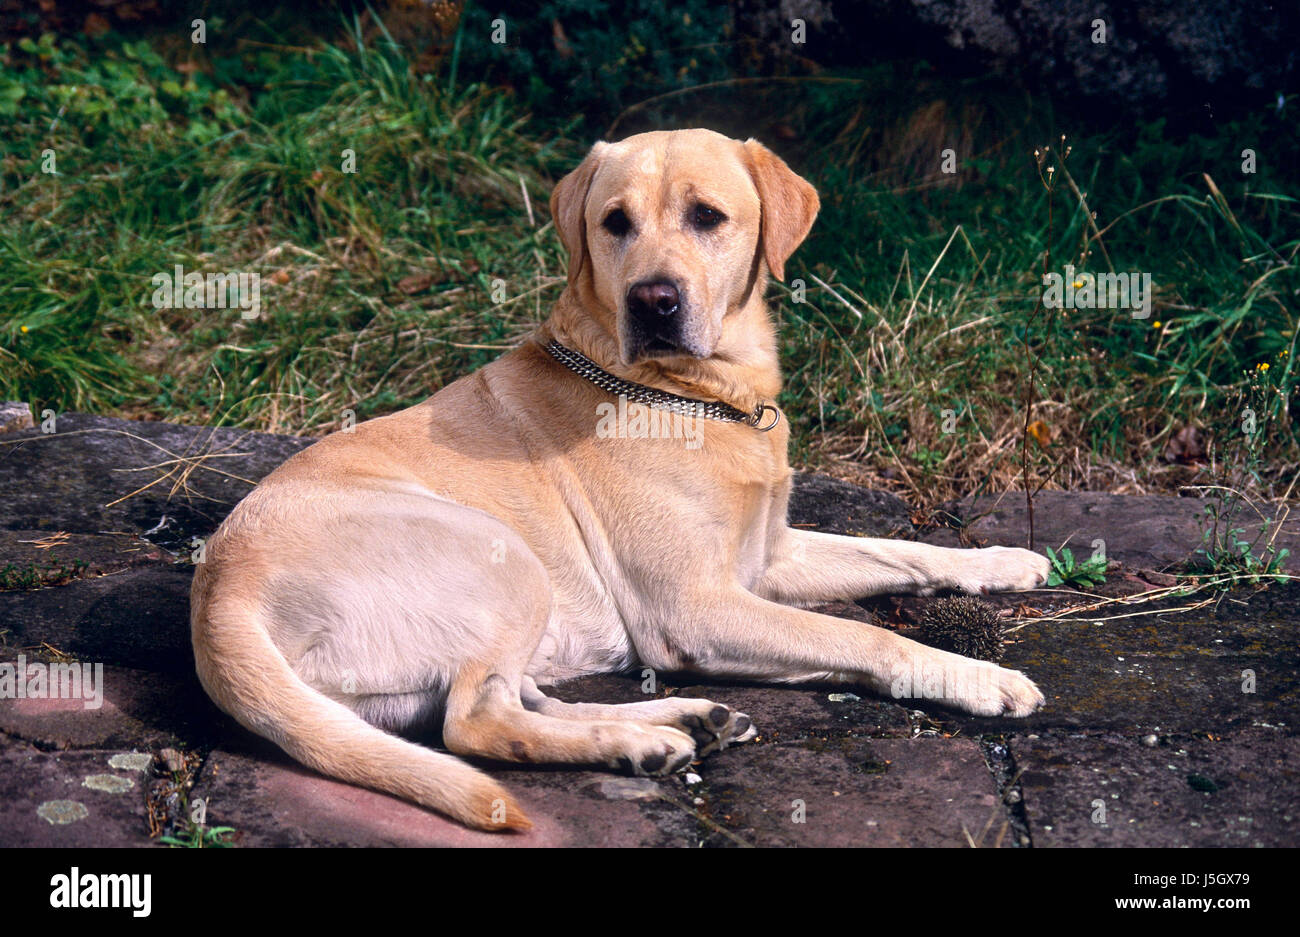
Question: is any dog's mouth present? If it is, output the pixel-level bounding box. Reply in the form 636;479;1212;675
644;336;681;355
628;332;698;362
624;318;696;361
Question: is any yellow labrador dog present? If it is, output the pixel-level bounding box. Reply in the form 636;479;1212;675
191;129;1048;832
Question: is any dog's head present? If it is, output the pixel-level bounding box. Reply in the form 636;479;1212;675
550;129;819;365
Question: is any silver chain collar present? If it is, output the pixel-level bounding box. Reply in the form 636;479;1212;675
544;340;780;431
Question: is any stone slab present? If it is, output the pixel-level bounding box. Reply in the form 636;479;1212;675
191;746;701;848
0;658;216;752
939;582;1300;736
0;413;313;553
697;736;1006;847
1015;728;1299;847
925;491;1300;572
0;742;154;847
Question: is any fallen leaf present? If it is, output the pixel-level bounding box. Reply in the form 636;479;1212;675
551;19;573;57
1164;424;1204;464
1139;569;1178;586
398;272;434;295
82;12;110;36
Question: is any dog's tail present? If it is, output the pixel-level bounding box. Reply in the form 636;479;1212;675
192;597;531;833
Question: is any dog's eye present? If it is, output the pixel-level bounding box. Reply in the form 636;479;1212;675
602;209;631;237
692;204;726;230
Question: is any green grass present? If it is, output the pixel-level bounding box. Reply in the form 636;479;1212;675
2;26;1297;504
0;557;89;591
1;26;575;433
158;823;237;848
767;68;1300;499
1044;545;1108;590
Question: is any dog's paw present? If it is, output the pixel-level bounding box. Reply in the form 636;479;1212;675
674;701;757;756
889;650;1045;718
953;661;1046;717
957;545;1050;594
614;725;697;776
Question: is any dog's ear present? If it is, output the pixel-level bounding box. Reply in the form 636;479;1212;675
743;139;820;282
550;142;607;286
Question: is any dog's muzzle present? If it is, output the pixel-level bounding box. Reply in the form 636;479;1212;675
625;280;696;358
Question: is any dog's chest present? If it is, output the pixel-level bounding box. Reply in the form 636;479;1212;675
732;473;788;588
721;428;792;589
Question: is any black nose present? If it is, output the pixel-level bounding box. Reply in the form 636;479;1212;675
627;281;680;323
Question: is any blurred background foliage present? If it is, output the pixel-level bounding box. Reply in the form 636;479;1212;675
0;0;1296;504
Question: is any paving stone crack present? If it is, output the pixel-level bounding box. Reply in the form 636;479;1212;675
980;735;1034;848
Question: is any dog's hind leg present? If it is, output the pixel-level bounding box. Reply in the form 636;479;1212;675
442;668;701;775
517;676;757;756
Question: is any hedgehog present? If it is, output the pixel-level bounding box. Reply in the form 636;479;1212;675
916;595;1006;663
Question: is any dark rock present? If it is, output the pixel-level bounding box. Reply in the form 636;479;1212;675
788;473;914;537
924;490;1300;572
0;655;217;752
936;581;1300;735
0;413;312;554
0;529;172;584
1015;728;1298;847
191;746;700;848
698;736;1006;847
734;0;1294;120
3;410;1299;846
0;740;154;847
0;566;196;676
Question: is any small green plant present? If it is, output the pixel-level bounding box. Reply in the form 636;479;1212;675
912;446;945;471
1045;545;1108;589
1195;352;1297;585
0;563;40;590
0;557;89;591
149;746;237;847
158;824;237;848
1196;514;1290;583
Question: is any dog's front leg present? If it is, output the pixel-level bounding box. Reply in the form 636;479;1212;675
754;528;1049;605
639;588;1044;717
